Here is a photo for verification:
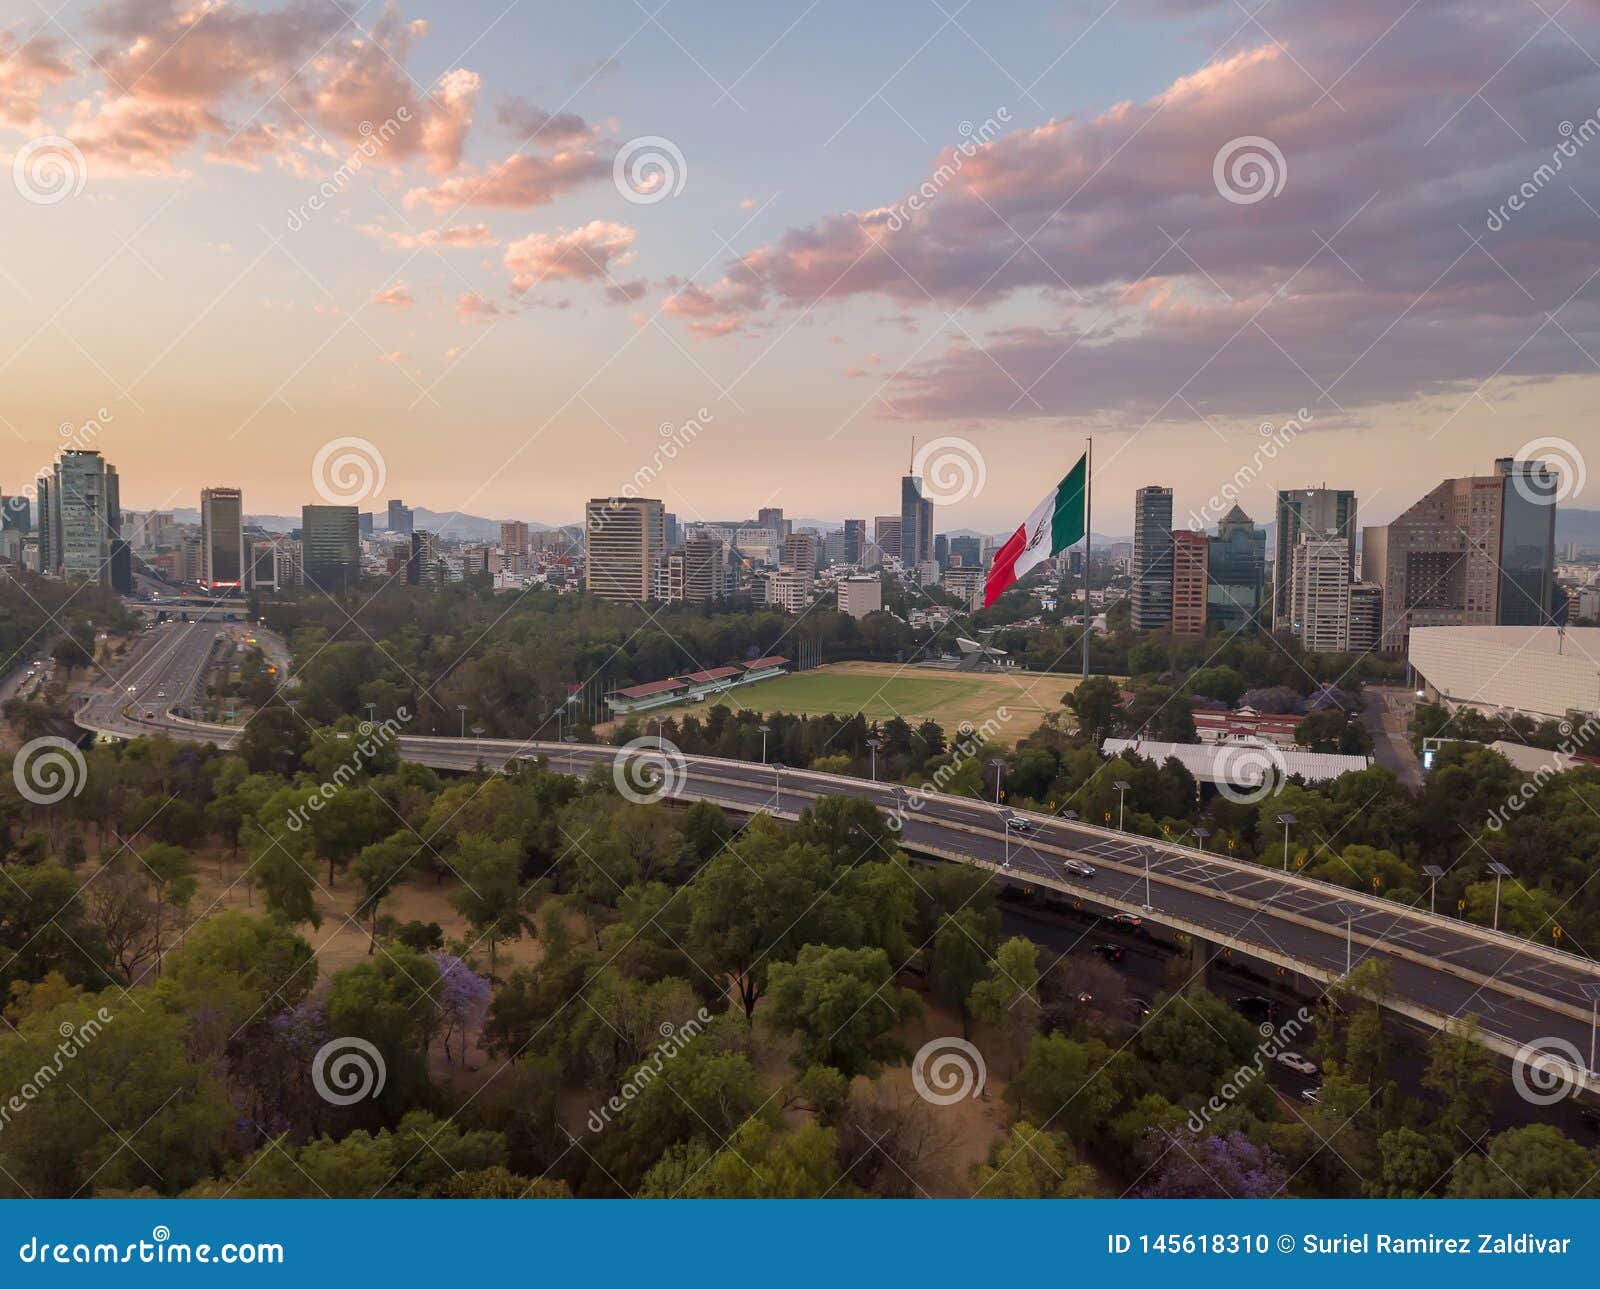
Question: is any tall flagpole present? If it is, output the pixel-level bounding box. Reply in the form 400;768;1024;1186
1082;436;1092;679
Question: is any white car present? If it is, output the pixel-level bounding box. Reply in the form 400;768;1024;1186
1276;1051;1318;1076
1062;858;1097;878
1300;1086;1321;1103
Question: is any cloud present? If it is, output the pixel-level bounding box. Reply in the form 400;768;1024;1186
360;221;499;249
494;95;596;146
371;283;415;310
502;220;636;292
669;0;1600;425
0;31;72;129
405;146;609;210
455;291;504;321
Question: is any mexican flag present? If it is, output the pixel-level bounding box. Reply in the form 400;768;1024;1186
983;453;1087;607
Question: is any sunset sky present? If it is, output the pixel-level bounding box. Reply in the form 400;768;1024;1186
1;0;1596;532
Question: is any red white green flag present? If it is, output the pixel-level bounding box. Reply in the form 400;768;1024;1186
983;454;1088;607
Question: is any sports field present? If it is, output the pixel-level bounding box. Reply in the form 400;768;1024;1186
646;661;1083;735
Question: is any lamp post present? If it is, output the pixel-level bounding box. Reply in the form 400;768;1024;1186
759;723;771;765
1194;827;1210;853
769;761;785;814
564;734;577;775
866;737;881;782
989;758;1009;869
1422;864;1445;916
1581;983;1600;1075
1277;813;1297;872
472;725;485;764
1336;902;1360;974
1488;862;1512;932
365;701;377;726
1141;846;1153;911
1113;779;1130;831
457;704;467;739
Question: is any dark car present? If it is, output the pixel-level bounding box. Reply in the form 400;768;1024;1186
1092;943;1124;964
1235;994;1277;1023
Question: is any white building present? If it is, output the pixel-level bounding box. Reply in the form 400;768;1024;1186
942;566;985;609
1409;626;1600;720
765;569;811;613
1289;534;1352;652
837;575;883;619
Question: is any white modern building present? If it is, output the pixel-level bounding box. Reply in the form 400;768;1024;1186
1409;626;1600;720
837;575;883;619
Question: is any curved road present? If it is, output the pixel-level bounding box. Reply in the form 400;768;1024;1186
76;623;1600;1084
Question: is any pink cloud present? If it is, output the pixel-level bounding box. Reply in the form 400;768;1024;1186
405;147;610;211
0;31;72;129
502;221;636;292
371;283;415;310
494;96;597;146
360;222;499;249
455;291;504;322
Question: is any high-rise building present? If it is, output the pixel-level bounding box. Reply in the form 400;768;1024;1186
664;512;680;548
3;492;30;533
1362;463;1558;653
843;519;867;565
900;474;934;567
674;535;727;603
301;504;360;591
585;497;664;603
837;575;883;618
500;520;529;560
1290;534;1353;652
1205;505;1266;633
942;566;985;610
934;533;950;569
200;487;245;590
1131;485;1174;631
40;450;119;584
1494;457;1557;626
358;511;374;537
408;530;442;586
1171;530;1208;637
108;540;132;594
1273;489;1356;627
764;569;811;613
874;515;902;563
386;499;413;535
757;507;788;538
783;531;818;585
948;534;980;568
1349;581;1383;654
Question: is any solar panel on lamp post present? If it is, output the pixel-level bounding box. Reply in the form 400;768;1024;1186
1487;862;1512;932
1421;864;1445;916
1277;813;1297;872
1114;780;1131;831
866;737;880;781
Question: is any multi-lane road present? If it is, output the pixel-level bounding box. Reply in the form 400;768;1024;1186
76;623;1600;1083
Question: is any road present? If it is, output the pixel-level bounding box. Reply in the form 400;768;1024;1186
75;626;1600;1085
1363;685;1424;787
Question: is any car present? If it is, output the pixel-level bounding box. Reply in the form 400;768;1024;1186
1005;815;1034;833
1092;943;1124;964
1076;991;1095;1004
1276;1051;1318;1076
1110;913;1143;928
1062;858;1097;878
1235;994;1277;1023
1300;1086;1321;1104
1127;997;1152;1019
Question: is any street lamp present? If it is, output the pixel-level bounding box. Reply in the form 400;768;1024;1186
457;704;468;739
1193;827;1210;853
1277;813;1297;872
472;724;484;762
1421;863;1445;916
1141;845;1153;911
365;701;377;726
1487;862;1513;932
1113;779;1131;831
759;723;771;764
989;758;1010;869
1581;983;1600;1075
771;761;785;814
866;737;881;782
564;734;577;775
1336;901;1360;974
1062;809;1079;822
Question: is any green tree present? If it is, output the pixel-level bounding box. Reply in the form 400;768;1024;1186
1421;1016;1500;1139
766;944;917;1076
974;1123;1099;1197
1449;1124;1597;1198
1009;1032;1131;1143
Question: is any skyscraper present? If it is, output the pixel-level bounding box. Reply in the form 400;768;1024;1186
500;520;529;559
1131;485;1174;631
1206;505;1266;633
40;450;119;585
783;530;818;585
301;504;360;591
874;515;901;563
200;487;245;590
900;474;934;567
1273;488;1356;627
585;497;664;603
1290;534;1353;652
386;499;414;535
408;530;441;586
1494;457;1557;626
1171;529;1208;637
842;519;867;564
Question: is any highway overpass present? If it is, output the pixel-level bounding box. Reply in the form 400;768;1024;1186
75;622;1600;1091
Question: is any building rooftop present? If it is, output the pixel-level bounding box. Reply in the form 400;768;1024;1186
1103;738;1370;785
613;678;689;700
678;666;742;684
742;656;791;671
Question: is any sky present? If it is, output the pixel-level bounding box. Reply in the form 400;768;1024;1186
0;0;1596;535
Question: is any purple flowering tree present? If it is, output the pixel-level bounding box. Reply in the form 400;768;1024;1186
430;952;491;1066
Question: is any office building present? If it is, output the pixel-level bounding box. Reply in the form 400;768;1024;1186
664;512;680;548
765;569;811;613
942;566;985;610
1171;530;1208;637
40;450;119;585
109;540;132;594
408;530;442;586
674;535;727;604
585;497;664;603
757;507;788;538
1273;488;1356;627
358;511;373;537
783;531;818;585
1290;534;1353;653
386;499;413;535
1362;461;1557;653
843;519;867;565
900;473;934;567
3;492;30;533
1206;505;1266;633
500;521;529;560
874;515;902;563
200;487;245;590
934;533;950;570
948;534;980;568
1349;581;1383;654
301;504;360;591
1131;485;1174;631
837;575;883;618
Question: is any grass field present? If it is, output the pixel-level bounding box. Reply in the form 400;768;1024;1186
641;660;1083;736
